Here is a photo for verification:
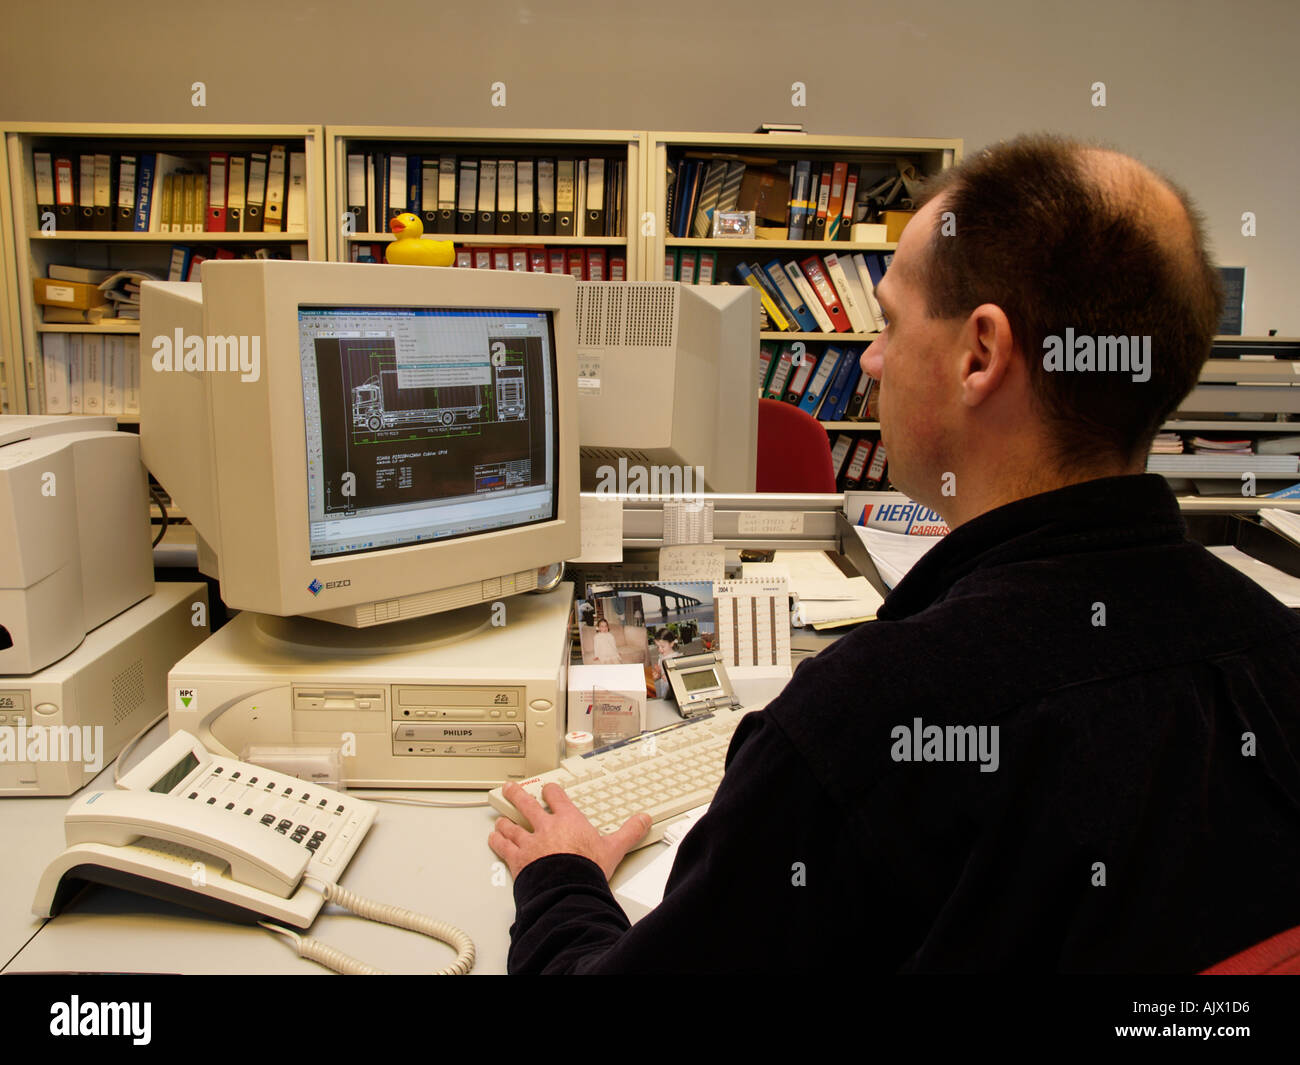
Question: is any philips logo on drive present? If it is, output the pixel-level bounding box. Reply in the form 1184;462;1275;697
308;579;323;596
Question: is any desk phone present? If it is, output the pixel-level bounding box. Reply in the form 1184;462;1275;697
33;730;474;974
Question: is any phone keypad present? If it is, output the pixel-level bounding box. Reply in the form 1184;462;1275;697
175;758;364;869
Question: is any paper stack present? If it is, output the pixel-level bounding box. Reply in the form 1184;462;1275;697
1258;508;1300;548
1208;546;1300;607
743;550;883;628
852;525;943;589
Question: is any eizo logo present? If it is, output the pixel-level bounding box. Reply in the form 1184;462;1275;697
307;579;350;596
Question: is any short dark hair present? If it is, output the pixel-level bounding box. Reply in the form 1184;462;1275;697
915;134;1223;467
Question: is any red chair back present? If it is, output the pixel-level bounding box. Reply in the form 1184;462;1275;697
756;398;837;493
1201;923;1300;974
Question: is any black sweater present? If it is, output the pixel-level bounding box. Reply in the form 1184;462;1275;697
508;475;1300;972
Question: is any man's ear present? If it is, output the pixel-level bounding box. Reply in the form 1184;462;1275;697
958;303;1016;408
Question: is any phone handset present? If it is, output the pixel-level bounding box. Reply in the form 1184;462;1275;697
34;729;476;974
66;791;310;897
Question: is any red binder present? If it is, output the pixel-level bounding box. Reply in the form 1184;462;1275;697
798;256;852;332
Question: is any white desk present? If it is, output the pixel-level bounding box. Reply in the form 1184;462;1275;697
0;785;94;970
3;677;790;975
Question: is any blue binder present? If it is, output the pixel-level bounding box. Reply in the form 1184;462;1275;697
798;347;844;415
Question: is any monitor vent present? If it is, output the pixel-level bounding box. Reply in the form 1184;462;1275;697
112;659;146;724
623;285;676;347
577;282;675;348
581;446;656;465
576;283;626;347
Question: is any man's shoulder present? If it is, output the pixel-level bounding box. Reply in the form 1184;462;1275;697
759;540;1300;797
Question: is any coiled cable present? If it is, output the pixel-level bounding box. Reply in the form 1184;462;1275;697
260;878;475;975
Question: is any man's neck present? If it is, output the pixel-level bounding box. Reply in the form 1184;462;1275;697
935;460;1142;529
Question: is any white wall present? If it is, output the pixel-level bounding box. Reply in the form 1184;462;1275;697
2;0;1296;331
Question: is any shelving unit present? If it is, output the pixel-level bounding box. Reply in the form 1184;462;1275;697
644;130;961;489
1153;337;1300;491
645;130;960;272
6;124;1293;505
324;127;646;278
0;147;20;414
4;123;325;416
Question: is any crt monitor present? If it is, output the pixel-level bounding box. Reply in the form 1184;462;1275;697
573;281;758;493
140;260;579;628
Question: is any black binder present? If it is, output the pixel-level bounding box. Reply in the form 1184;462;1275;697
456;159;477;234
516;159;535;234
477;159;497;234
496;159;516;235
536;158;556;236
556;159;575;237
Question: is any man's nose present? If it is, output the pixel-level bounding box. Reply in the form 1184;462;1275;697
861;340;883;380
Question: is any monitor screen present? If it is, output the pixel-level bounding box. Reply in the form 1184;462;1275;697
298;306;558;560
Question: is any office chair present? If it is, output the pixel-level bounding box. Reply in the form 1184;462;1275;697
756;398;837;493
1200;922;1300;974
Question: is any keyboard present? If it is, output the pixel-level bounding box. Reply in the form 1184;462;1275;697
488;705;755;850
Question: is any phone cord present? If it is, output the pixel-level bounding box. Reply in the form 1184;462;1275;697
261;881;476;975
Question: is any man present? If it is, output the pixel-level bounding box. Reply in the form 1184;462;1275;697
489;134;1300;972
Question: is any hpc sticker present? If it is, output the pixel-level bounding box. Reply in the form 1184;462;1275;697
176;688;197;712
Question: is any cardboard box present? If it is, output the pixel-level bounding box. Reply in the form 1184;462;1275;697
738;170;793;225
35;277;109;310
883;210;917;242
851;222;889;243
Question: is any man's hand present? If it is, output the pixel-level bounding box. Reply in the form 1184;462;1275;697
488;781;651;881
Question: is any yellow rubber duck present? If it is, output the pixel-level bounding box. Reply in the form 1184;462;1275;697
384;213;455;266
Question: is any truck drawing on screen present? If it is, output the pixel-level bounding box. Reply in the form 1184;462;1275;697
494;362;526;420
351;372;483;431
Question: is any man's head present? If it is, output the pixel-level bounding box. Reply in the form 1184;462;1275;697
861;134;1222;524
